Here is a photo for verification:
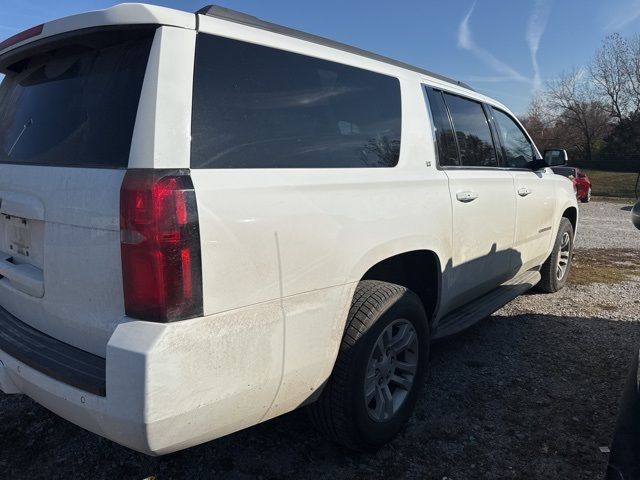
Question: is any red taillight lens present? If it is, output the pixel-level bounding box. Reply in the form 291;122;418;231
120;169;203;322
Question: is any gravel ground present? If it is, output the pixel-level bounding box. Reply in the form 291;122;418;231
1;199;639;480
575;198;640;249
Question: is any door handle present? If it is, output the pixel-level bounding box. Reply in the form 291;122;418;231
456;190;479;203
517;187;532;197
0;254;44;298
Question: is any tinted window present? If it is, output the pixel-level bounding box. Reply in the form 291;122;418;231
492;108;534;168
191;34;402;168
426;88;459;166
0;28;153;168
443;93;496;167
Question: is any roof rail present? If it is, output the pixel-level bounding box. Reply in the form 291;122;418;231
196;5;474;91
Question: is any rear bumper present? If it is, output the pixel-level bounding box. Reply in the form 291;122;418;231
0;299;285;455
0;306;105;395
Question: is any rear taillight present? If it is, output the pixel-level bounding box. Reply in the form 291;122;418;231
120;169;203;322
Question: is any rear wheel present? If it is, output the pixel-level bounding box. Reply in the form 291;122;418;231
537;217;574;293
307;280;429;451
581;187;591;203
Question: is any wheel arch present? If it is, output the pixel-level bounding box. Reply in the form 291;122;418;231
359;249;442;325
562;205;578;233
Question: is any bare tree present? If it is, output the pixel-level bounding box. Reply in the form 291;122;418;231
545;70;611;162
590;33;630;120
624;33;640;114
520;94;555;150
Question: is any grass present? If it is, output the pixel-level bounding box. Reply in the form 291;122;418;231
570;248;640;285
581;169;639;198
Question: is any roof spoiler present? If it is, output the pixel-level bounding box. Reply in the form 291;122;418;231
0;25;43;52
196;5;474;91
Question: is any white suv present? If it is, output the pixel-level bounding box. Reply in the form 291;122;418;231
0;4;578;455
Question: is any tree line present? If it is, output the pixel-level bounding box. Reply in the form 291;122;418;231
520;33;640;171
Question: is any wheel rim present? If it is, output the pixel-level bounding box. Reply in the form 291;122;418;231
556;231;571;280
587;188;591;201
364;319;418;422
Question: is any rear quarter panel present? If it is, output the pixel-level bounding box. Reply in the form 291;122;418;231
188;19;452;414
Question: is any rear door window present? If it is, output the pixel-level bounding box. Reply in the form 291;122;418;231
425;87;459;166
191;34;402;168
443;93;497;167
0;28;154;168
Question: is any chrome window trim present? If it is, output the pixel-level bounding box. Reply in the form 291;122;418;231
421;84;441;167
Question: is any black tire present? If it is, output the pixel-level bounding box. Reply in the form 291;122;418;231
537;217;574;293
307;280;429;451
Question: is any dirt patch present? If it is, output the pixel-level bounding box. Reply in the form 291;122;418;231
570;248;640;285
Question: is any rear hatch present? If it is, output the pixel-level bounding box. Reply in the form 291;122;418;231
0;26;155;356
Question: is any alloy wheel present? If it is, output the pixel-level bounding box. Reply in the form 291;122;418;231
556;231;571;280
364;319;419;422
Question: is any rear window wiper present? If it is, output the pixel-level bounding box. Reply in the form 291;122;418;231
7;117;33;157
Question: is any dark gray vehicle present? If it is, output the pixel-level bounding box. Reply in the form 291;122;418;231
606;199;640;480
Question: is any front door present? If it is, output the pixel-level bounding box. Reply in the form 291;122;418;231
489;108;556;271
511;170;557;270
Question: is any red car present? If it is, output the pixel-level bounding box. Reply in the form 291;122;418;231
551;166;592;203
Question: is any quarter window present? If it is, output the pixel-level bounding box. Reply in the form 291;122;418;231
443;93;497;167
191;34;402;168
425;88;459;166
491;108;535;168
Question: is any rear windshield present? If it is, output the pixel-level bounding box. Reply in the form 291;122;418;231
0;28;154;168
191;34;402;169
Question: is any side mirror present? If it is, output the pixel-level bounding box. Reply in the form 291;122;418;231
543;149;568;167
632;201;640;230
529;158;548;171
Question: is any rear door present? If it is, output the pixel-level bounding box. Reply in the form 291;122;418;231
426;88;517;311
0;27;155;356
489;107;556;271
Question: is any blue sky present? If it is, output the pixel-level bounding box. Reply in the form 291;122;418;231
2;0;640;114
